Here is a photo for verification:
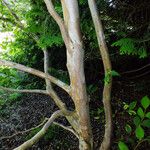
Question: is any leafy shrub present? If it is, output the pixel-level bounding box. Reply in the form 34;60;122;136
112;38;147;58
118;96;150;150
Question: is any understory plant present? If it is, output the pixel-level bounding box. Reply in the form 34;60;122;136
118;96;150;150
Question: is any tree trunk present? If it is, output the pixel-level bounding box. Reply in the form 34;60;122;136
61;0;93;149
88;0;113;150
43;48;52;91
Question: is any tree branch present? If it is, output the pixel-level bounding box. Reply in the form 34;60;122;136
2;0;39;42
88;1;113;149
0;16;18;26
0;59;72;115
0;118;48;140
0;118;79;141
14;110;62;150
53;121;79;138
43;48;70;114
2;0;24;29
43;0;70;50
43;48;52;91
0;59;70;94
0;86;47;95
121;63;150;75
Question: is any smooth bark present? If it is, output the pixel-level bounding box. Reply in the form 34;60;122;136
0;86;47;95
88;0;112;150
0;59;70;94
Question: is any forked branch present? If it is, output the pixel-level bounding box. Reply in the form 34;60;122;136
0;59;70;94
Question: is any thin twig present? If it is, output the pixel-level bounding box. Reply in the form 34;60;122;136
0;118;48;140
14;110;62;150
134;139;150;150
0;86;47;95
53;121;79;138
121;63;150;75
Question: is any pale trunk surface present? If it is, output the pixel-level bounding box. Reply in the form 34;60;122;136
43;48;52;91
61;0;93;149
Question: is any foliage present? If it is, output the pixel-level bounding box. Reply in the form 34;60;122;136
90;107;104;120
0;90;21;109
119;96;150;149
87;84;98;95
112;38;148;58
118;141;129;150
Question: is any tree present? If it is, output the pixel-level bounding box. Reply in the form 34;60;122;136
0;0;113;149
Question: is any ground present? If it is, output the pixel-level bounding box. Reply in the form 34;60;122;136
0;73;150;150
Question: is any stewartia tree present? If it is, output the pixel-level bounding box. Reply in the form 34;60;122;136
0;0;112;150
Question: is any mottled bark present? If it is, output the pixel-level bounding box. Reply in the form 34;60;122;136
44;0;93;149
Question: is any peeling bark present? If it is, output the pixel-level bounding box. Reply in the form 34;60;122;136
61;1;93;149
44;0;93;149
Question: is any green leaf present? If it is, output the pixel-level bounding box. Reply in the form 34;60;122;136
129;101;137;110
139;46;147;58
94;116;100;120
128;110;136;115
97;108;104;114
137;107;145;118
142;120;150;128
111;70;120;77
118;141;129;150
135;125;144;140
125;124;132;134
141;96;150;110
146;112;150;119
123;104;129;110
133;116;141;126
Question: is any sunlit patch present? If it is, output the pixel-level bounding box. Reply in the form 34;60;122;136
0;32;14;52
